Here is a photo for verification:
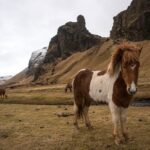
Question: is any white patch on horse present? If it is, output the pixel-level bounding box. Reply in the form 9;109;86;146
89;69;120;103
109;100;120;124
130;81;136;92
131;65;136;70
79;69;86;72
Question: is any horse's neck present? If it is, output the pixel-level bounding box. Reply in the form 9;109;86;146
107;66;121;82
112;71;133;107
113;71;130;95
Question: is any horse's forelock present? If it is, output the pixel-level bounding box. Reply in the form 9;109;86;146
122;50;139;64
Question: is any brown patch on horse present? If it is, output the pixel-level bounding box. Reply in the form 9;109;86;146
107;43;142;76
73;69;93;117
97;70;106;76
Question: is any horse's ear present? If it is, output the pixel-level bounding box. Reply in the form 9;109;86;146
136;44;143;55
139;47;143;55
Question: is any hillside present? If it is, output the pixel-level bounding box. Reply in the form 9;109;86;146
5;39;150;100
35;39;150;99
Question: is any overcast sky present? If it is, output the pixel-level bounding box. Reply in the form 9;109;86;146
0;0;132;76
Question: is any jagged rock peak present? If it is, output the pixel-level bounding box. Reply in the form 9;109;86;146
77;15;86;28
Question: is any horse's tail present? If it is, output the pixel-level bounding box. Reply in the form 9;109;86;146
72;69;91;118
73;79;85;118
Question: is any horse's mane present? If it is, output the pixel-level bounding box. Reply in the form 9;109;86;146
107;43;141;76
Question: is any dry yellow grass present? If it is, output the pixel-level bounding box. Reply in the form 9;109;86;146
0;104;150;150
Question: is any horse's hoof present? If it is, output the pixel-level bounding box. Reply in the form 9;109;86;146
123;133;129;142
86;123;93;130
73;123;79;130
114;138;122;145
87;126;94;130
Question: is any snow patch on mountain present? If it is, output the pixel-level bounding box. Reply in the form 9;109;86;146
28;47;47;70
0;75;12;85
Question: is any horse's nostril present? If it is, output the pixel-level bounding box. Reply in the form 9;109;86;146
127;87;137;95
127;88;131;93
131;91;136;95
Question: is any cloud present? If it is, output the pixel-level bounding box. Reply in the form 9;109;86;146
0;0;132;76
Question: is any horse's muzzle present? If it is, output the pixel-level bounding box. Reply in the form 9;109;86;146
127;87;137;95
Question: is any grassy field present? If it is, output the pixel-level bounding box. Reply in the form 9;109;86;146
1;84;74;105
0;104;150;150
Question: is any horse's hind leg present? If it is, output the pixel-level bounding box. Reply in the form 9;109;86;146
83;106;92;129
73;103;79;129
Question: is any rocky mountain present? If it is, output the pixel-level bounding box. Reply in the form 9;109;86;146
28;15;106;81
110;0;150;41
44;15;102;63
5;15;104;84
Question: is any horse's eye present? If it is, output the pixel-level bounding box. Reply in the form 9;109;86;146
123;65;126;68
131;63;135;67
130;63;136;70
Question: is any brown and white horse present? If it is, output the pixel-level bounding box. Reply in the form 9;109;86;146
73;43;142;144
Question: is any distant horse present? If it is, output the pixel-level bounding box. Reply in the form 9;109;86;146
73;43;142;145
0;88;7;99
65;82;72;93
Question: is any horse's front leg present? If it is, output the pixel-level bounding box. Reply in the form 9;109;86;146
120;108;128;142
109;102;122;145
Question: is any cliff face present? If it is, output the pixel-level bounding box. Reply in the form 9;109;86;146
44;15;101;63
110;0;150;41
